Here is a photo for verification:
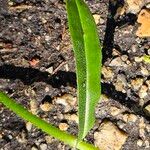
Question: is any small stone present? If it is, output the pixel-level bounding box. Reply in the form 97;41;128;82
55;94;77;112
141;66;149;76
93;14;100;24
121;55;128;62
8;134;13;140
123;114;137;122
112;48;121;56
46;67;53;74
115;74;127;93
145;140;150;148
134;57;143;62
31;146;38;150
59;123;69;131
65;64;69;71
45;136;53;143
146;80;150;90
40;143;48;150
29;58;39;67
16;131;27;143
27;28;32;33
144;105;150;116
139;118;146;139
127;114;137;122
131;78;143;91
109;57;126;67
45;35;51;42
94;121;128;150
146;2;150;9
26;122;32;131
110;107;121;116
41;18;47;24
102;66;114;79
139;85;148;98
30;100;38;115
70;114;78;123
45;87;50;92
126;0;145;14
137;139;143;147
146;124;150;133
100;94;110;102
136;9;150;37
40;102;52;112
99;17;105;24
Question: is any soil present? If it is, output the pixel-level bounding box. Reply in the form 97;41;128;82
0;0;150;150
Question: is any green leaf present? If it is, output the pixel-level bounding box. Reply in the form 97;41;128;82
66;0;102;140
142;55;150;63
0;92;99;150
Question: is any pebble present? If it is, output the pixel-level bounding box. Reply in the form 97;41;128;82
26;122;32;131
102;66;114;79
40;143;48;150
55;94;77;112
115;74;127;93
136;9;150;37
59;123;69;131
45;136;53;143
46;67;53;74
139;118;146;139
45;87;50;92
126;0;145;14
94;121;128;150
139;128;146;139
130;78;143;91
122;114;137;123
100;94;110;102
93;14;100;24
31;146;38;150
134;57;143;62
40;102;53;112
146;2;150;9
30;100;38;115
121;55;128;62
146;80;150;90
45;35;51;42
110;107;121;116
144;105;150;116
139;85;148;98
64;114;78;123
16;131;27;143
145;140;150;148
112;48;121;56
137;139;143;147
109;57;126;67
140;66;149;76
146;124;150;133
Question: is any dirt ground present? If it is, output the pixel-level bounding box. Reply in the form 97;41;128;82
0;0;150;150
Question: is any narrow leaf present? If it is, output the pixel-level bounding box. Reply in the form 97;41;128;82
66;0;102;140
0;92;99;150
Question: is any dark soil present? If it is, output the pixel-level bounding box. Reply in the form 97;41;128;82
0;0;150;150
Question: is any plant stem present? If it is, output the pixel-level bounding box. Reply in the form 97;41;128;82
0;92;99;150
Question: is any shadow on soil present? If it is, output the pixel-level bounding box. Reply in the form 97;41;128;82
102;0;137;63
0;64;149;121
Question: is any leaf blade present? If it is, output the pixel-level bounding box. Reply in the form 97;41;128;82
66;0;102;140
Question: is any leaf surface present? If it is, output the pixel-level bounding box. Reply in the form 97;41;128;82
66;0;102;140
